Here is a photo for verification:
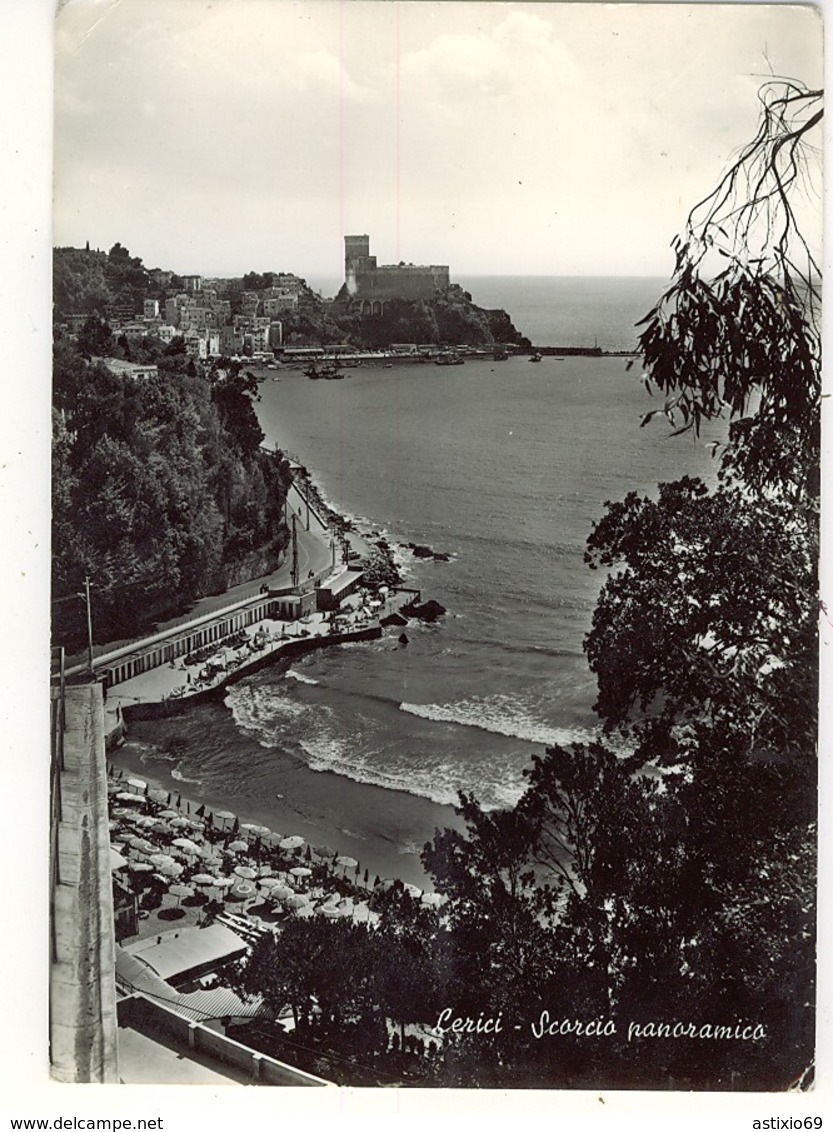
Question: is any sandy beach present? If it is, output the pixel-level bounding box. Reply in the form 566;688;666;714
110;708;464;890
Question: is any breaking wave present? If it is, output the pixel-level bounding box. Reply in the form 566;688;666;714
400;694;595;749
297;732;525;811
286;668;320;686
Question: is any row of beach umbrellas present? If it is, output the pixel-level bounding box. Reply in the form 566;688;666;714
110;770;446;914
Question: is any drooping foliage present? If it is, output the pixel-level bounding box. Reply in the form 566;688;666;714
635;80;821;496
413;79;820;1090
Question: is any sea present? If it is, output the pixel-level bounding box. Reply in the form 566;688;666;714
116;277;726;882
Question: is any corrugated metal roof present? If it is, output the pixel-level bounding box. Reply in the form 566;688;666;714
116;945;266;1022
123;923;247;981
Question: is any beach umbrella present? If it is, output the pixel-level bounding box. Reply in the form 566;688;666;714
127;777;147;794
211;876;233;890
227;840;249;853
133;815;162;829
169;817;194;829
268;884;294;902
285;893;310;910
168;883;194;905
115;792;143;804
279;836;305;851
191;873;217;887
315;844;337;859
158;809;179;820
149;853;176;868
260;831;283;847
127;836;154;853
403;883;423;898
234;865;257;881
289;866;312;879
159;861;184;879
319;904;345;919
128;861;153;873
172;837;202;855
215;810;236;825
195;804;205;818
148;788;169;804
258;877;282;891
241;823;271;836
229;881;257;901
336;855;357;870
257;865;273;877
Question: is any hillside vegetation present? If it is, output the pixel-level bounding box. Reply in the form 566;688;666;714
52;336;291;647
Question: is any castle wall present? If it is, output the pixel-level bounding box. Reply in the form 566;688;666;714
343;235;449;309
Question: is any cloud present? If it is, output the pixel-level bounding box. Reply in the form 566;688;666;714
401;11;581;114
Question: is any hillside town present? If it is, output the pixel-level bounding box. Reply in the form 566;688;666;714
53;235;530;374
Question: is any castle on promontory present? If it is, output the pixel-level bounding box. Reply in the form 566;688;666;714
335;235;450;314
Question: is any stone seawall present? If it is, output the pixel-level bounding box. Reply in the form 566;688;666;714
119;624;383;724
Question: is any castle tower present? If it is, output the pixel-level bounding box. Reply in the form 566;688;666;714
344;235;376;295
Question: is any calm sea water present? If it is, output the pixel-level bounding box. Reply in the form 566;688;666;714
120;278;725;854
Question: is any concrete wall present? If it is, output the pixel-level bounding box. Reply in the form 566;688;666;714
50;683;120;1083
120;995;332;1087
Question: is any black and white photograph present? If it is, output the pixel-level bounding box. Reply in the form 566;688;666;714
18;0;828;1116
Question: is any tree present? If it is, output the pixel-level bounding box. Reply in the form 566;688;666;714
418;78;820;1090
636;80;821;497
76;315;114;359
584;476;818;766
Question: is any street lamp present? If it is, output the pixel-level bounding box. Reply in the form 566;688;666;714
76;575;95;676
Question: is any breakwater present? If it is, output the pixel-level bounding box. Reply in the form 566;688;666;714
120;624;384;723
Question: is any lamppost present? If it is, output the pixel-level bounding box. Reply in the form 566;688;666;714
77;575;95;676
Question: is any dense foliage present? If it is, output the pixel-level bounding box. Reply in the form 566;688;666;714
415;79;820;1089
234;81;819;1091
54;242;184;321
52;336;291;645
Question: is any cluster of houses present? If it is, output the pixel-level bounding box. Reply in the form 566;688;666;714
66;271;306;366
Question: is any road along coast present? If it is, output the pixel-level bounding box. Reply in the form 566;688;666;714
99;466;458;887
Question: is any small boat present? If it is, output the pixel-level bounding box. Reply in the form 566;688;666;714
493;345;509;361
435;353;465;366
529;352;543;363
306;360;344;380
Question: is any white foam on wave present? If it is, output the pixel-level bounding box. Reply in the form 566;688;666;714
399;693;595;749
225;682;328;748
170;767;204;785
286;668;320;686
297;732;524;811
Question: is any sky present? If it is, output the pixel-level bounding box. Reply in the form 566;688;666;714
52;1;822;282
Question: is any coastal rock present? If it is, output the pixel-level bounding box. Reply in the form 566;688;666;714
402;598;446;623
407;541;450;561
381;612;409;628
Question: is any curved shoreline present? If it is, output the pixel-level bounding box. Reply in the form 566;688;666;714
106;462;460;889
